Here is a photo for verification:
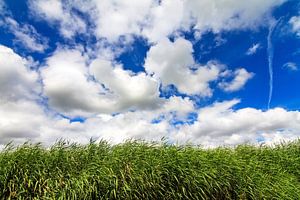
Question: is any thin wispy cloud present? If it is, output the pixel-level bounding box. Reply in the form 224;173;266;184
246;43;261;55
283;62;298;71
267;18;282;109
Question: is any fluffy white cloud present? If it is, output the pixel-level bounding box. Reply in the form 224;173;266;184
145;38;223;96
289;16;300;37
0;45;40;100
0;45;193;145
219;68;254;92
90;59;161;111
2;1;300;148
29;0;86;38
29;0;286;42
41;48;115;116
0;45;45;144
0;46;298;147
174;100;300;147
91;0;153;41
145;37;253;95
41;47;161;116
142;0;186;42
186;0;286;34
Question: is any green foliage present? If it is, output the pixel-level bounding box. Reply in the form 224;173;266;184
0;139;299;199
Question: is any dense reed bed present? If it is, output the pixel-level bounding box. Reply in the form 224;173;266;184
0;140;299;199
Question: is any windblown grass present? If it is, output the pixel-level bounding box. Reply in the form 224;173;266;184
0;140;299;199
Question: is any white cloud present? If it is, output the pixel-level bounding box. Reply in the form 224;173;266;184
29;0;87;38
174;100;300;147
41;48;114;116
283;62;298;71
41;47;161;116
2;1;300;148
246;43;261;55
2;17;48;52
289;16;300;37
0;46;194;145
90;58;161;111
186;0;286;34
91;0;153;41
0;45;40;100
144;37;222;96
0;46;299;147
142;0;186;42
0;45;45;144
29;0;286;42
0;1;48;52
219;68;254;92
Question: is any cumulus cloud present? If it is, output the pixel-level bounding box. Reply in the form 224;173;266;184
145;37;253;95
174;100;300;147
0;45;44;143
28;0;286;42
0;45;40;100
186;0;286;34
142;0;186;42
144;38;223;96
41;47;161;116
29;0;87;38
0;46;194;145
246;43;261;55
289;16;300;37
2;1;299;148
91;0;153;41
0;46;299;147
219;68;254;92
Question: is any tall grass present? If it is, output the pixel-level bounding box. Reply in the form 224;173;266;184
0;140;299;199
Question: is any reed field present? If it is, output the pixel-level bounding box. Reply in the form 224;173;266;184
0;140;299;199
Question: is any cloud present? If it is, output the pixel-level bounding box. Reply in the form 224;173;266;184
142;0;186;42
144;37;223;96
246;43;261;55
28;0;286;42
0;45;41;100
91;0;153;41
41;47;161;117
0;45;299;147
0;45;45;144
0;46;193;145
29;0;87;38
2;1;299;148
0;1;48;52
89;58;161;111
186;0;286;34
219;68;254;92
289;16;300;37
283;62;298;71
1;17;48;52
174;100;300;147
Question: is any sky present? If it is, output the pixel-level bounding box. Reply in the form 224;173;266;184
0;0;300;147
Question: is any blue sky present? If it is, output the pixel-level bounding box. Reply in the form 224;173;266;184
0;0;300;147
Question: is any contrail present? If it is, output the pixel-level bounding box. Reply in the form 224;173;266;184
267;18;282;109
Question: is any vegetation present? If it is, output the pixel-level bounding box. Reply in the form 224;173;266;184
0;139;299;199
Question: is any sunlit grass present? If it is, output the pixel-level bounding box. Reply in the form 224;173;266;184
0;139;299;199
